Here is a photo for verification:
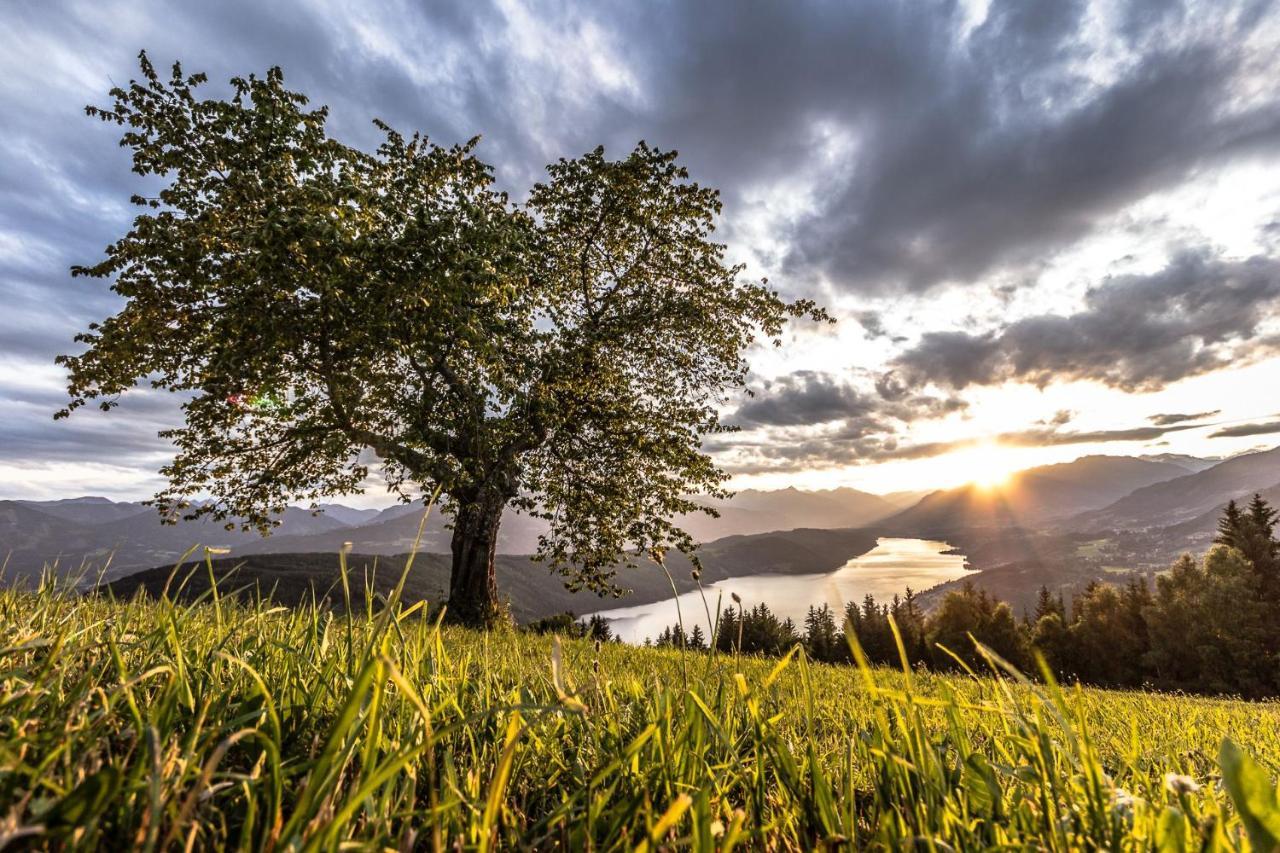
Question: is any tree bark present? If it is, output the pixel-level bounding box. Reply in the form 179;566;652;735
447;487;505;628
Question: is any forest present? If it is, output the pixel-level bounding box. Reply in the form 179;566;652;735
617;495;1280;698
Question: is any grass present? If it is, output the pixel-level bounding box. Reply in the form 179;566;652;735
1075;539;1109;559
2;563;1280;849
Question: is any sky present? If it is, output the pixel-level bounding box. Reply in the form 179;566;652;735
4;0;1280;504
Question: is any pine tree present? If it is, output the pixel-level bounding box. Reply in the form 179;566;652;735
804;604;840;662
1247;493;1278;541
715;606;740;653
1215;499;1244;548
1033;585;1065;621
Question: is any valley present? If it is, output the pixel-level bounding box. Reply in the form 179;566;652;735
6;445;1280;625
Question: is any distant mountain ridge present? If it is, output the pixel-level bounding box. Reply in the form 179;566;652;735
0;484;900;580
882;455;1196;535
1072;446;1280;532
104;527;883;624
7;448;1273;592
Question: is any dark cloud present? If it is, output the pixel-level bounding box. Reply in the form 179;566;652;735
888;251;1280;393
1209;420;1280;438
3;0;1280;479
1148;410;1220;425
776;3;1280;292
731;370;967;430
0;384;180;467
732;371;876;427
1001;423;1207;447
722;418;1212;474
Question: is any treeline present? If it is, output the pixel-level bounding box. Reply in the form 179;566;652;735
644;495;1280;699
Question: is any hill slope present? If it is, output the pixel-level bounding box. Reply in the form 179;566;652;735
884;455;1191;534
1073;446;1280;531
2;486;899;579
105;527;882;622
236;487;899;558
7;583;1274;850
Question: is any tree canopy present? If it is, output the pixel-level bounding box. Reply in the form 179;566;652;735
58;54;824;625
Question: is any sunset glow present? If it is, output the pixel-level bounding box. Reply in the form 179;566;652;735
935;443;1021;491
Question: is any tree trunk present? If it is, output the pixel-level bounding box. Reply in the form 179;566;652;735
447;487;505;628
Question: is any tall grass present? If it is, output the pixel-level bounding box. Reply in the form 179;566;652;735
1;565;1279;849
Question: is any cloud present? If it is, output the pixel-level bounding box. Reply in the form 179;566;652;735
888;251;1280;393
1209;420;1280;438
776;2;1280;292
731;370;968;431
720;418;1212;475
1148;410;1220;425
732;371;877;427
3;0;1280;487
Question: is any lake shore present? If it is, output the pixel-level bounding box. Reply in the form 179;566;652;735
591;536;972;644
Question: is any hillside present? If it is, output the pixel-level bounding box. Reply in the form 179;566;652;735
22;496;150;525
0;500;362;581
882;455;1192;535
0;501;115;573
104;527;882;622
1073;445;1280;531
5;584;1276;849
1;486;898;579
694;486;898;534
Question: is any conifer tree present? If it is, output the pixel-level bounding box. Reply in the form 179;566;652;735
1215;499;1244;548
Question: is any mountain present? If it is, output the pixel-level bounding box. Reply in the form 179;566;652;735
232;486;899;559
103;527;882;623
23;496;148;525
314;504;383;526
1073;446;1280;531
878;489;934;510
101;505;351;552
1138;453;1221;473
883;455;1193;535
0;501;113;574
0;499;357;581
684;487;897;539
1171;481;1280;535
0;476;1035;583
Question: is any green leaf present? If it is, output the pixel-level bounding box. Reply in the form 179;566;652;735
961;753;1001;818
1155;806;1187;853
41;765;121;834
1220;738;1280;851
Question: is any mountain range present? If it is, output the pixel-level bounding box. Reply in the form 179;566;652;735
0;484;902;581
103;527;883;623
1071;446;1280;531
8;447;1280;621
880;455;1195;535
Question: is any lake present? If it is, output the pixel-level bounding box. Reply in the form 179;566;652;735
589;537;970;644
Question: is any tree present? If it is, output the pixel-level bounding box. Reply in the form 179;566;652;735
1214;495;1279;594
1145;547;1278;696
1215;499;1244;549
715;606;741;653
58;55;823;626
584;614;614;643
803;604;840;663
1248;493;1278;540
1032;585;1065;622
1066;580;1148;688
926;582;1027;672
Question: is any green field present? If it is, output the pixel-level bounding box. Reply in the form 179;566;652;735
3;571;1280;850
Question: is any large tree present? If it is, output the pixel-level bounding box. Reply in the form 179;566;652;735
58;55;823;626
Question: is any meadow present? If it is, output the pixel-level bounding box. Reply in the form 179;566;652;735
2;560;1280;850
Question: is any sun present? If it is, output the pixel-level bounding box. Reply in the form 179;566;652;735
934;442;1021;490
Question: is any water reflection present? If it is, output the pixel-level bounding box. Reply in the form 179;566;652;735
590;537;970;645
